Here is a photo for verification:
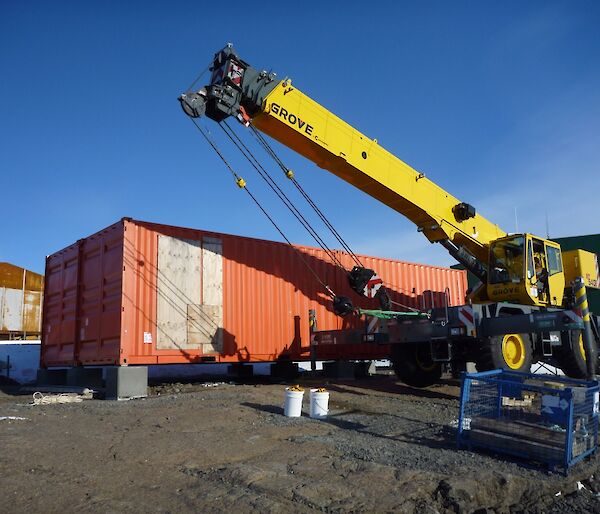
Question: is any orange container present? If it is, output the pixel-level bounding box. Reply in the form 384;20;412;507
41;218;467;367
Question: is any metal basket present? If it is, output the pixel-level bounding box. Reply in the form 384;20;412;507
457;370;599;472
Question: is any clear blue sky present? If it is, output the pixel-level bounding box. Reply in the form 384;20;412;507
2;1;599;274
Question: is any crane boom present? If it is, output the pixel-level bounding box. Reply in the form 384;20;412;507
180;46;505;282
252;82;506;263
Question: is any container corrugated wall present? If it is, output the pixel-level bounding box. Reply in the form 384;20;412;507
41;218;467;367
0;262;44;339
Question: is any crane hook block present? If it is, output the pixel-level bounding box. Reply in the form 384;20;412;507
348;266;384;299
375;287;392;311
333;296;354;317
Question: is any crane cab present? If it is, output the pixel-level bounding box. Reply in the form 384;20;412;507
486;234;565;307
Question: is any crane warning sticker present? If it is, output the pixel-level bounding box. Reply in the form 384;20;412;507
143;332;153;344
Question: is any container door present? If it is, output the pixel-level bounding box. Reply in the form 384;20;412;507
42;246;80;366
156;235;223;353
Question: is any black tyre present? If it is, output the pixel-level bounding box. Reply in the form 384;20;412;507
555;330;591;379
477;333;533;372
390;343;442;388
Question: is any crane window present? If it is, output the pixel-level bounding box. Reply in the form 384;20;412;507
527;239;535;279
546;246;562;276
489;236;524;284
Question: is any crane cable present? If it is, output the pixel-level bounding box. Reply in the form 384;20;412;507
184;63;211;93
247;126;422;313
218;121;346;271
182;64;418;313
225;121;423;313
188;118;337;299
248;125;364;268
190;116;421;313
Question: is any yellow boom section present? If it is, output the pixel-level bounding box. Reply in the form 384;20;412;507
252;81;506;262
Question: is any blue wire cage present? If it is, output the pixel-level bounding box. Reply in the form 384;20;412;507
457;370;599;472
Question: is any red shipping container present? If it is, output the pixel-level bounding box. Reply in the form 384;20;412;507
41;218;467;367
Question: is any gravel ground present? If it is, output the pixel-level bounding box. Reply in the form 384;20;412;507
1;373;600;513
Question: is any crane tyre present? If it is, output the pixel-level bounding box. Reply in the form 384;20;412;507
390;343;442;388
555;330;594;379
477;333;533;372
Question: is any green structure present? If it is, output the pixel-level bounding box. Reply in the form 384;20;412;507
555;234;600;315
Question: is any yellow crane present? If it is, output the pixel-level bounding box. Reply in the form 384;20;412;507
180;45;599;385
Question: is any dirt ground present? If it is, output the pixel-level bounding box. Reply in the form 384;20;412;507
1;372;600;514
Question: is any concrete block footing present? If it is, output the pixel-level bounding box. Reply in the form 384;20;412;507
323;360;358;380
227;364;254;378
322;360;376;379
37;368;68;386
67;367;104;389
354;361;377;378
270;361;299;380
105;366;148;400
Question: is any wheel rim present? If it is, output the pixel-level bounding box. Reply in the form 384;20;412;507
502;334;526;369
415;346;436;372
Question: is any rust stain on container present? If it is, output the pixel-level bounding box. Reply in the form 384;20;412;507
41;219;467;367
0;262;44;338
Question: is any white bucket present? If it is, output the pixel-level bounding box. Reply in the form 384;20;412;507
284;388;304;417
309;389;329;419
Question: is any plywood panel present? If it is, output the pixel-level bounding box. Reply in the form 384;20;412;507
199;237;223;353
202;237;223;305
156;236;202;350
187;304;223;353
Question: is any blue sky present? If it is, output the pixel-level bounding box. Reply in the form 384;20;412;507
2;1;599;274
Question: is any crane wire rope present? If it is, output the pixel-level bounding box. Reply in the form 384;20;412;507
250;125;361;263
248;125;364;268
246;126;422;313
188;118;336;299
222;121;423;313
218;121;346;271
184;63;211;93
182;64;412;313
